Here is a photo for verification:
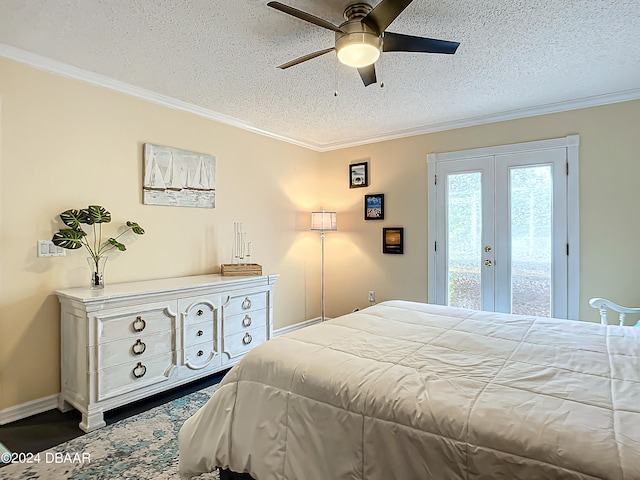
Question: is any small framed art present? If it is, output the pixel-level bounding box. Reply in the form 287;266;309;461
349;162;369;188
383;227;404;254
364;194;384;220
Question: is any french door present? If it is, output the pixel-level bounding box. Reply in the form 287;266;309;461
427;137;579;319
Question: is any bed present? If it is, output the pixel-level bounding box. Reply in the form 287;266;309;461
178;300;640;479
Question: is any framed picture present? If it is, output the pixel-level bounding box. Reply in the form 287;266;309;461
143;143;216;208
349;162;369;188
364;194;384;220
383;228;404;254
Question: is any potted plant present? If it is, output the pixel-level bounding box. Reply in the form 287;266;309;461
51;205;145;289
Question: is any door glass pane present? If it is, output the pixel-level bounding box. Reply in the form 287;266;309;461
447;173;482;310
510;165;552;316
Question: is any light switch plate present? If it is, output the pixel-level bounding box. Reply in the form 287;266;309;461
37;240;66;257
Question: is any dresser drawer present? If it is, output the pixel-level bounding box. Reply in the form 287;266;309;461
97;330;173;370
97;352;176;401
224;309;266;337
179;295;220;326
222;327;266;360
224;291;267;317
184;320;215;348
96;303;175;343
184;341;221;370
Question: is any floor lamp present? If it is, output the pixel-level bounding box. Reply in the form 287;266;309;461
311;210;337;322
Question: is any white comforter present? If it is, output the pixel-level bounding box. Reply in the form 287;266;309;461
178;301;640;479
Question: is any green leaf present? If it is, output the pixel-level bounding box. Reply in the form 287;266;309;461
86;205;111;224
126;221;145;235
77;209;93;224
52;229;86;249
59;210;85;229
108;238;127;251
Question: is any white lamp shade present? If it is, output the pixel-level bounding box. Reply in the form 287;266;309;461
310;211;337;231
336;32;381;68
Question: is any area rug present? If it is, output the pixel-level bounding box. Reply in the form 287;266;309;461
0;384;220;480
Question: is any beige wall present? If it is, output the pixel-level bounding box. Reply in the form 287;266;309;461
319;100;640;322
0;58;322;409
2;55;640;412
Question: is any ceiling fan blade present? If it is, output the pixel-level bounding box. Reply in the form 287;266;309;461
277;47;335;69
362;0;414;34
358;64;377;87
267;2;344;33
383;31;460;54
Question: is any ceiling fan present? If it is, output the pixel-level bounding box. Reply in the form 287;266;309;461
267;0;460;87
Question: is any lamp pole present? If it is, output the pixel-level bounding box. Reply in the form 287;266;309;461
320;228;326;321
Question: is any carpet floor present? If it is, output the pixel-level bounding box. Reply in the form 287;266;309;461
0;384;220;480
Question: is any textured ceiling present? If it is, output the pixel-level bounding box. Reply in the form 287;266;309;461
1;0;639;150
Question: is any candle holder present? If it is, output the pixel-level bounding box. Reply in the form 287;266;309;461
222;222;262;276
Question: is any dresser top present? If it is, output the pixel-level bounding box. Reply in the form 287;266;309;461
55;273;278;304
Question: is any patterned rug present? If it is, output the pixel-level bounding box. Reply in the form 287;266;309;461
0;384;220;480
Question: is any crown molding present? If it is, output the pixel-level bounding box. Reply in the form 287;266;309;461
2;43;639;153
315;88;640;151
0;44;322;151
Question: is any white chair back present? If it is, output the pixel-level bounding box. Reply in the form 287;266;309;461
589;297;640;326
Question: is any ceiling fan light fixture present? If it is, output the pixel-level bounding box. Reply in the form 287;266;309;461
269;0;460;86
336;32;381;68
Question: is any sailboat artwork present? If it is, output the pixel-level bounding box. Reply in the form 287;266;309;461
143;143;216;208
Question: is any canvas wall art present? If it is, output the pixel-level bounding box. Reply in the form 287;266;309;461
143;143;216;208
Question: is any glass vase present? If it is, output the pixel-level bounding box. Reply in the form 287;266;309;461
87;256;107;289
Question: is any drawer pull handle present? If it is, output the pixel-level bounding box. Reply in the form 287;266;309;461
197;309;204;316
242;297;252;310
131;339;146;355
242;333;253;345
197;330;204;337
197;350;204;357
242;315;252;327
133;362;147;379
132;316;146;332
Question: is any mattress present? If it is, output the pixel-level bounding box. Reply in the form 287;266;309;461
178;300;640;479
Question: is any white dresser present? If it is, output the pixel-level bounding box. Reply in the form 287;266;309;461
55;274;278;432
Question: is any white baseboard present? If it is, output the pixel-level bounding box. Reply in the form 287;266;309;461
0;393;60;426
273;317;323;337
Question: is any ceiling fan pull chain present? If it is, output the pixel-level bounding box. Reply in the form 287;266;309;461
334;52;339;97
379;42;385;88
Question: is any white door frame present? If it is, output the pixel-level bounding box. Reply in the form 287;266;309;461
427;135;580;319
